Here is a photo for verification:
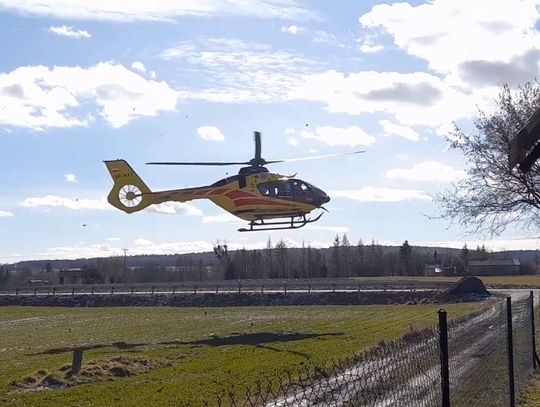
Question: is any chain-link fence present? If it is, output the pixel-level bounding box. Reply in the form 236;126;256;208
200;294;538;407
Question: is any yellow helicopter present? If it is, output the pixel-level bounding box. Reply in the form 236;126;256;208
104;131;364;232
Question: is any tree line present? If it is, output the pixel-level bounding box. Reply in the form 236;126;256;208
1;235;538;288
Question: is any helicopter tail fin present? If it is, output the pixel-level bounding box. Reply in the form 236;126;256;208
104;160;153;213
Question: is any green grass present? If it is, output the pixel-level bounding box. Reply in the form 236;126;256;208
0;304;480;406
518;374;540;406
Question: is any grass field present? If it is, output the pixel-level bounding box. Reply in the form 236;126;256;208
0;304;481;406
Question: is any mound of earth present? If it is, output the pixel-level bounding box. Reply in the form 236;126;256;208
443;276;490;299
12;356;161;391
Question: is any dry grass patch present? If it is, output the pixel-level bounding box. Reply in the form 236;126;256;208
12;356;161;391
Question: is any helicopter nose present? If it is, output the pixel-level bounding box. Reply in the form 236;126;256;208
317;194;330;206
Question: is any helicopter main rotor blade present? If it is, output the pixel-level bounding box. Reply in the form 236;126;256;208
267;150;366;163
146;161;251;166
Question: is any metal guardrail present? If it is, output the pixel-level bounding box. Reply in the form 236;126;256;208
0;279;452;297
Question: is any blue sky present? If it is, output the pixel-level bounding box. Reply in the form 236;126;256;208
1;0;540;262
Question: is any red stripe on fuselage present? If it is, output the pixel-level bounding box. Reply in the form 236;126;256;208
226;190;255;199
233;198;296;207
210;188;228;195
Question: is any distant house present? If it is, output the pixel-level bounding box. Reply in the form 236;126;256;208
28;279;51;286
58;268;86;284
466;258;521;276
424;263;443;276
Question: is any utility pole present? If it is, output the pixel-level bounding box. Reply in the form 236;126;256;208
122;249;128;283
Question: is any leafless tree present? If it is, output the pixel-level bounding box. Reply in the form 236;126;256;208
438;82;540;235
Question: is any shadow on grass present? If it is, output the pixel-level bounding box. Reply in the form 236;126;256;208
31;331;342;359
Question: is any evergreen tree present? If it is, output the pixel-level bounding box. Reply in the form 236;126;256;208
341;233;351;277
330;235;341;277
399;240;413;275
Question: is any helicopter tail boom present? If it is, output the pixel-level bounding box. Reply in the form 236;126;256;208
104;160;153;213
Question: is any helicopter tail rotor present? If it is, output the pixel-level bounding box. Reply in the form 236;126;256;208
104;160;153;213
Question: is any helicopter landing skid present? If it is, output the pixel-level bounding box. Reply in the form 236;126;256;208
238;212;324;232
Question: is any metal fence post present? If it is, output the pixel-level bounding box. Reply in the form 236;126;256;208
438;309;450;407
506;296;516;407
530;291;540;369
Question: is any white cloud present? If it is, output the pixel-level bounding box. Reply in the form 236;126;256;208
306;225;350;233
287;137;298;145
20;195;202;216
288;70;492;135
40;243;118;259
0;1;316;21
48;25;91;39
300;126;375;147
359;0;540;86
21;195;110;210
145;202;203;216
0;62;178;129
161;38;322;103
106;237;121;241
131;61;146;73
0;210;14;217
281;25;304;34
385;161;466;182
313;30;344;47
421;237;540;252
359;43;384;53
202;213;242;223
133;238;215;254
379;119;419;141
357;33;384;54
331;187;432;202
65;173;78;183
150;71;156;79
197;125;224;141
285;128;296;135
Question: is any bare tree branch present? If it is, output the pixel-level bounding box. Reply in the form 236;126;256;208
437;82;540;236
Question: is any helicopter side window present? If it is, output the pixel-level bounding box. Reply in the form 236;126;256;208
258;181;293;197
258;184;270;195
